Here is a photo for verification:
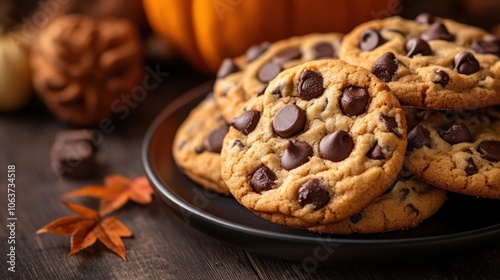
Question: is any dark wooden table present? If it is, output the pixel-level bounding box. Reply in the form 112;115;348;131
1;62;499;280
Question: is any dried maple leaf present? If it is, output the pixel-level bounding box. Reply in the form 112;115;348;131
36;202;132;260
62;175;154;215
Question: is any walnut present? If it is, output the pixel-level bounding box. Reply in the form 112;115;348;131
31;15;143;126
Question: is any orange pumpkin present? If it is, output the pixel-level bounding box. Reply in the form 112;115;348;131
143;0;397;74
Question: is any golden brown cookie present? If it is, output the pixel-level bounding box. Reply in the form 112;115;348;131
214;33;343;123
405;108;500;199
172;95;231;196
339;15;500;110
309;171;446;234
221;60;407;228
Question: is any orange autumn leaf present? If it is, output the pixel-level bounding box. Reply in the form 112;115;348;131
62;175;154;215
36;202;132;260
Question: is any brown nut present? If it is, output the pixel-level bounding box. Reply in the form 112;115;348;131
31;15;143;127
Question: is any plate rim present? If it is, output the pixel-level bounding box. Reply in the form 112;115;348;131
142;81;500;248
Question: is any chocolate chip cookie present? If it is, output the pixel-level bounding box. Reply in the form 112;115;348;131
221;60;407;227
405;107;500;199
172;95;231;196
309;170;446;234
214;33;343;123
339;15;500;110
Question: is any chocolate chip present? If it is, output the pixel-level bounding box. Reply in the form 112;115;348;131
272;87;282;98
372;52;398;82
471;38;500;56
246;41;270;62
312;42;335;59
453;52;480;75
408;125;431;150
350;213;362;224
440;123;472;144
231;110;260;135
298;70;324;100
298;179;329;210
231;139;245;150
405;38;432;57
272;104;306;138
217;58;239;78
257;84;268;96
360;29;386;51
281;140;313;170
319;130;353;162
194;146;204;154
272;47;302;65
415;13;435;25
257;63;281;83
478;141;500;162
51;130;102;178
465;157;478;176
340;86;369;116
433;70;450;87
406;204;420;215
250;166;277;193
421;22;455;42
51;140;96;178
400;188;410;200
398;168;413;180
367;143;385;159
381;114;400;136
204;126;228;153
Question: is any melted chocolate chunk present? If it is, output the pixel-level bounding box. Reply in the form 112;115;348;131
231;110;260;135
421;22;455;42
272;47;302;65
250;166;277;193
465;157;478;176
405;38;432;57
453;52;480;75
281;140;313;170
405;204;420;215
372;52;398;82
231;139;245;150
319;130;353;162
312;42;335;59
433;70;450;87
478;141;500;162
246;41;270;62
298;70;325;100
217;58;239;78
257;63;281;83
415;13;435;25
272;104;306;138
440;123;472;144
204;126;228;153
407;125;431;150
471;38;500;56
350;213;362;224
340;86;369;116
360;29;386;51
272;87;282;98
400;188;410;201
381;114;400;136
367;143;385;159
298;179;329;210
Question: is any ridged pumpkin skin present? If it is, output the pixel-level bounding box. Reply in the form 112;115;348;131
143;0;394;74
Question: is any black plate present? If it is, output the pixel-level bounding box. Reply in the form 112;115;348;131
142;81;500;265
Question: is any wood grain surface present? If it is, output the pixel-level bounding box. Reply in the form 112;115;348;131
1;63;499;280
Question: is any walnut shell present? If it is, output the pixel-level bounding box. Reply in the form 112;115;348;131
31;15;143;126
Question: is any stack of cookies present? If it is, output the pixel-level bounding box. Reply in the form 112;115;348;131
173;13;500;235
